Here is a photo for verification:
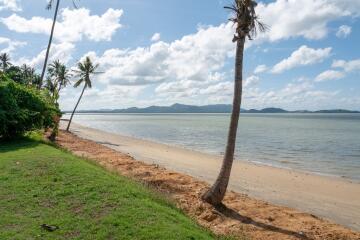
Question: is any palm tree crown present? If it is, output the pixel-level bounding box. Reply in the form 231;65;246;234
226;0;266;41
48;60;71;90
46;0;78;10
73;56;100;89
0;53;11;72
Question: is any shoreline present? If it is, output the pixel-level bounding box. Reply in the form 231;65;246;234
61;121;360;231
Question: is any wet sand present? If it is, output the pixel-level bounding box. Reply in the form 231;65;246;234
62;121;360;231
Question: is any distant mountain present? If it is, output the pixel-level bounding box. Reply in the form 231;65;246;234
66;104;360;114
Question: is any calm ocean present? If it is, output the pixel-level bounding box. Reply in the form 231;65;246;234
67;113;360;181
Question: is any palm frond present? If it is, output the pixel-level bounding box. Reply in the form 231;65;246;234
224;0;266;41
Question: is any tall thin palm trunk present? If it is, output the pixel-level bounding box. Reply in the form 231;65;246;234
40;0;60;86
66;84;86;131
202;37;245;205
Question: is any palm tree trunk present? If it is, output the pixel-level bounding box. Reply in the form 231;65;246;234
66;84;86;131
202;37;245;205
55;81;63;103
40;0;60;87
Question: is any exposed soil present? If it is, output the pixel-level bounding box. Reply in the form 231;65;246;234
54;130;360;240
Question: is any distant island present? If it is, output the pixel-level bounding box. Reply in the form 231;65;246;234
64;103;360;114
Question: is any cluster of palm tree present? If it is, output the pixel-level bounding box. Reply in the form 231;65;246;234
2;0;265;206
0;53;42;88
0;51;100;138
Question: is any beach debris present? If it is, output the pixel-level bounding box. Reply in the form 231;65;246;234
41;224;59;232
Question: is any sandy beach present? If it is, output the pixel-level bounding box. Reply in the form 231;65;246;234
61;121;360;231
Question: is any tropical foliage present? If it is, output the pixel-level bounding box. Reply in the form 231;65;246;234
0;77;60;139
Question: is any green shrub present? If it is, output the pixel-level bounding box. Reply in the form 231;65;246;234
0;78;60;139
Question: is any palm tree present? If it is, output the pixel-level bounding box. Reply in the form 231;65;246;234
45;76;57;95
40;0;78;84
20;64;33;85
202;0;266;205
48;60;71;101
0;53;11;72
66;57;100;131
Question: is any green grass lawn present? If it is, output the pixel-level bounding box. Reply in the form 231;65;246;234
0;135;221;240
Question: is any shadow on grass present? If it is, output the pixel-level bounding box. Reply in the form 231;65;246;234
0;137;42;153
214;203;309;240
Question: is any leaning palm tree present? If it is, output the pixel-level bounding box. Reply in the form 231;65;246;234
40;0;79;84
0;53;11;72
66;57;100;131
202;0;266;205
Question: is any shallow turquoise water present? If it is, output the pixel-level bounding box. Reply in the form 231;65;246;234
67;113;360;181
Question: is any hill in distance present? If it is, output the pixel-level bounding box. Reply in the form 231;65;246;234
68;103;360;114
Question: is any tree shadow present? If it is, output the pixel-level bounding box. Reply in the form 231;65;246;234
214;203;309;240
0;137;41;153
96;141;120;147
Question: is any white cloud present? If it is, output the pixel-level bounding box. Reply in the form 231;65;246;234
336;25;352;38
272;45;332;74
151;33;161;42
254;64;268;74
255;0;360;42
60;85;145;111
15;42;75;68
315;70;345;82
1;8;123;43
0;0;21;12
332;59;360;72
244;75;260;87
84;23;235;87
242;80;340;110
0;36;26;53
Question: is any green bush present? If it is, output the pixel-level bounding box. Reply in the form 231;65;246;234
0;78;60;139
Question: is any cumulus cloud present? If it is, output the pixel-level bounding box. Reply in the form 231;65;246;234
242;80;339;110
332;59;360;72
151;33;161;42
1;8;123;43
254;64;268;74
336;25;352;38
271;45;332;74
14;42;75;67
244;75;260;87
255;0;360;42
315;70;345;82
83;23;235;87
60;85;146;110
0;36;26;53
0;0;21;11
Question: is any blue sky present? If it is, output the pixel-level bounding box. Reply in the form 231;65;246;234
0;0;359;111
